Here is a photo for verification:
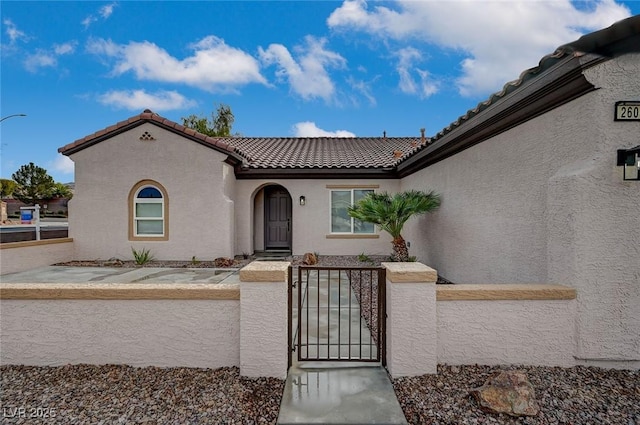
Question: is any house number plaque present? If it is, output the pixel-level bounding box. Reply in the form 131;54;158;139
615;101;640;121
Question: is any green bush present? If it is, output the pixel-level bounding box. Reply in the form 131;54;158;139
358;252;373;264
131;247;155;265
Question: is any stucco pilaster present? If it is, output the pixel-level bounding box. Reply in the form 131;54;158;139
383;262;437;377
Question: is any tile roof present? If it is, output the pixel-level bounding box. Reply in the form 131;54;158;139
222;136;426;169
59;109;428;170
58;110;237;157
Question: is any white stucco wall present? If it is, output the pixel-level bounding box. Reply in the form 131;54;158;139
402;53;640;367
437;299;576;367
239;261;289;378
240;280;288;378
69;123;235;261
0;239;74;275
236;179;400;256
0;299;239;368
384;263;437;377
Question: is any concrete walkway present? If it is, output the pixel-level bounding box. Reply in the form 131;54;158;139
0;266;241;284
278;269;407;424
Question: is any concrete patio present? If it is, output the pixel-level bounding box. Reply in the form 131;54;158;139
0;265;241;284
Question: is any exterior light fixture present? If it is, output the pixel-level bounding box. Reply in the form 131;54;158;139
617;146;640;181
299;196;306;206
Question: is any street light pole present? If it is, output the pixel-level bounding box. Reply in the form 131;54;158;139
0;114;27;123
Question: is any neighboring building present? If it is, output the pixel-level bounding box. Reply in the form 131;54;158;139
2;197;71;218
59;16;640;369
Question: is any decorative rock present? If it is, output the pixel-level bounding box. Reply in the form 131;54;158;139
213;257;235;267
302;252;317;265
104;257;124;267
470;370;540;417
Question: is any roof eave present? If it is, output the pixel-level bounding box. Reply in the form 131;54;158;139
234;167;398;180
397;53;602;177
59;117;244;164
397;16;640;177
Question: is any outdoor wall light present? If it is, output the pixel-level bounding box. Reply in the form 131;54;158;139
299;196;306;206
617;146;640;181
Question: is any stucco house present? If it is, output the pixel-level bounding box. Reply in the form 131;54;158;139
60;16;639;368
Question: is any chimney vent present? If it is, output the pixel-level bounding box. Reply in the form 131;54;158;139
420;128;426;142
383;130;387;139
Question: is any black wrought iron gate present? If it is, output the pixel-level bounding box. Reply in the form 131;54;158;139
288;266;386;367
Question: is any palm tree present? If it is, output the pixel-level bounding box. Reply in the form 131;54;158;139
348;190;441;262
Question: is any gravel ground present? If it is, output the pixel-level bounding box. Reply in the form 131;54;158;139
2;363;637;424
394;364;640;425
1;365;283;424
7;256;639;424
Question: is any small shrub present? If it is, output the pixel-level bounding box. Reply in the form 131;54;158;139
358;252;373;264
131;247;155;265
191;255;200;265
407;256;417;262
242;252;250;259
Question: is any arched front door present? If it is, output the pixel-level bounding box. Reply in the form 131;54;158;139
264;186;292;250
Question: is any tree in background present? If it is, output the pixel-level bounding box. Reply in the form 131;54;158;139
50;182;73;200
348;190;441;262
182;103;236;137
0;178;17;198
11;162;56;206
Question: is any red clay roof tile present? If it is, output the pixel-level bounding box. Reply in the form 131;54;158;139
58;109;429;169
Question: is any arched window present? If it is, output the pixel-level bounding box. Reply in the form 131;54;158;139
128;180;169;241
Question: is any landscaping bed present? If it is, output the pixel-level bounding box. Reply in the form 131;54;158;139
2;363;637;424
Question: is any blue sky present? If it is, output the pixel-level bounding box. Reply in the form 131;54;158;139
1;0;638;183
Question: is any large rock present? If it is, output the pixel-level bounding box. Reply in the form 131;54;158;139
470;370;540;417
302;252;317;265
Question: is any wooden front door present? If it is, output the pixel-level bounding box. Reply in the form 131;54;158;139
265;187;292;250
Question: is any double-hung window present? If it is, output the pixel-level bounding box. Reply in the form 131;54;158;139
330;189;375;234
129;180;168;240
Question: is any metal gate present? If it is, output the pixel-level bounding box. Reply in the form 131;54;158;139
288;266;386;367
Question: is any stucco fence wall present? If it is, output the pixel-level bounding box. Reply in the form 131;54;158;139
1;262;580;377
0;238;74;275
436;285;576;367
0;284;241;370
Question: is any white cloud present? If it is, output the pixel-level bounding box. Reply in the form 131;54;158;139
396;47;439;99
82;2;117;28
51;154;74;175
81;16;96;29
100;2;117;19
3;19;28;44
293;121;356;137
24;51;56;72
97;89;197;111
54;42;77;56
328;0;631;97
87;36;267;92
346;76;376;106
259;36;346;102
23;41;77;73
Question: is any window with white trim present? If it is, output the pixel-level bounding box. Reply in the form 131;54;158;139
134;185;165;237
330;189;375;234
